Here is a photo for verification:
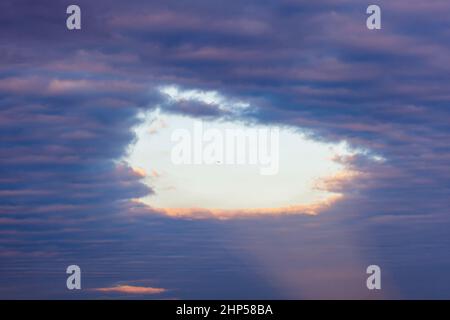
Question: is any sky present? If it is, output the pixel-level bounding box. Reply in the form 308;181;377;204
0;0;449;299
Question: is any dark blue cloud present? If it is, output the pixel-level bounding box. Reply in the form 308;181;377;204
0;0;449;298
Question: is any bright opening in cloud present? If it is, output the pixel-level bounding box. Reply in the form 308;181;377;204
125;108;365;218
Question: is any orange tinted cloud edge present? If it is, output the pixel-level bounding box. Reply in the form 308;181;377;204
93;285;167;295
129;192;344;220
129;168;360;220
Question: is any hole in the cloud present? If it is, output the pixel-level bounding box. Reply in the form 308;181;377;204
123;85;386;218
124;108;368;219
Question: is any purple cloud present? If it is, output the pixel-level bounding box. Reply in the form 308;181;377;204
0;0;449;298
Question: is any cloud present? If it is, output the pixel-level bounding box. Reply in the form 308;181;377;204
149;194;343;220
0;0;449;298
93;285;167;295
